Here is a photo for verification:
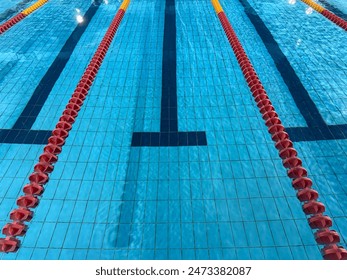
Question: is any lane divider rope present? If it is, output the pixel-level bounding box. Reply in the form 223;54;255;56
300;0;347;31
0;0;49;35
0;0;131;253
211;0;347;260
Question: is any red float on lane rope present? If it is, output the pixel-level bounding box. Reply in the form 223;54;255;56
322;244;347;260
2;222;27;237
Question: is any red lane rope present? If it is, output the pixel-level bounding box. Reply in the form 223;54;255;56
0;13;26;34
0;8;126;253
216;11;347;260
321;9;347;31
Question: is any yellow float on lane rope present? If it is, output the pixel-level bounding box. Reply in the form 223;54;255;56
22;0;49;16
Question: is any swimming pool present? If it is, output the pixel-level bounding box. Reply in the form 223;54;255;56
0;0;346;260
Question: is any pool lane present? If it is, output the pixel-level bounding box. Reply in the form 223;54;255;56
0;0;131;253
0;0;94;130
0;2;100;144
236;0;347;143
211;0;346;260
12;4;100;130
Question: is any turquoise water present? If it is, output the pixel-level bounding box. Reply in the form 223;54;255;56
0;0;35;22
0;0;346;260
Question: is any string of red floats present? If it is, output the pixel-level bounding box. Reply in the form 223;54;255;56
0;6;127;253
213;2;347;260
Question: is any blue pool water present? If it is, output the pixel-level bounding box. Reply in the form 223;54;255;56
0;0;346;260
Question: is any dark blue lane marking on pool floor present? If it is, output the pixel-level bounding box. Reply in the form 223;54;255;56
238;0;347;142
319;0;347;21
131;0;207;147
132;131;207;146
0;3;100;144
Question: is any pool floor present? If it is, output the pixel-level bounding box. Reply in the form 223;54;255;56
0;0;347;260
